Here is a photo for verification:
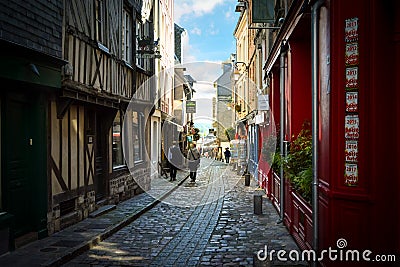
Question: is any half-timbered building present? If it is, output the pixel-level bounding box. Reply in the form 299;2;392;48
47;0;155;233
0;0;65;252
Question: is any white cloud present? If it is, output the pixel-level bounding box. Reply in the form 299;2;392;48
193;82;216;100
183;62;222;82
207;22;219;36
190;27;202;35
181;31;197;63
175;0;224;23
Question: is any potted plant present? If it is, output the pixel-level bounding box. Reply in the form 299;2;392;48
285;121;312;203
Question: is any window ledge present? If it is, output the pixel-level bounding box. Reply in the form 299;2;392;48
97;42;110;54
112;165;127;172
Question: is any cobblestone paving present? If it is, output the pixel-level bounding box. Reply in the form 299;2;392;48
63;158;306;266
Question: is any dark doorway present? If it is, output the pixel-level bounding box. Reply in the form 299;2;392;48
94;111;108;201
86;108;109;202
2;92;34;237
1;90;47;237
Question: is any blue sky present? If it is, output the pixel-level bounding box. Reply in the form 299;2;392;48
174;0;240;126
174;0;240;63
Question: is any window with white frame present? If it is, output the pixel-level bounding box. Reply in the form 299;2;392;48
112;111;125;168
136;19;144;68
95;0;106;44
122;8;132;65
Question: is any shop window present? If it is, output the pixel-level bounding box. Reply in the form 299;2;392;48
112;111;124;168
133;111;144;163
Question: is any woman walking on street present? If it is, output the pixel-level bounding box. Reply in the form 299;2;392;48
187;143;201;183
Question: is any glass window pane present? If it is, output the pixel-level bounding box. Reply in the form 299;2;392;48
112;111;124;167
132;111;144;162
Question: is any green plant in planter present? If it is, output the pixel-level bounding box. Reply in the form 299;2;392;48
261;125;281;172
285;121;312;203
271;152;282;172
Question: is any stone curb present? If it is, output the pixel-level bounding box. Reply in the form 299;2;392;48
43;173;190;267
42;175;189;267
0;173;189;266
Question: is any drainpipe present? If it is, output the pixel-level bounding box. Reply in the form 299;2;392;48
311;0;324;266
278;41;288;223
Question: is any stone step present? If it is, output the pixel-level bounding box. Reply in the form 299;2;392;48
89;205;116;218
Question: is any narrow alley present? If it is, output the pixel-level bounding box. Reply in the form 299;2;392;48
0;158;304;266
63;158;304;266
1;1;399;266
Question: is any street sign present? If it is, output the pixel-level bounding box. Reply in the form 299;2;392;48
186;100;196;113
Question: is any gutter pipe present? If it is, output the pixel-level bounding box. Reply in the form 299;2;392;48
311;0;324;266
278;41;288;223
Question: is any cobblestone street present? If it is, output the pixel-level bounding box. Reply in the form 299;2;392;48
62;158;305;266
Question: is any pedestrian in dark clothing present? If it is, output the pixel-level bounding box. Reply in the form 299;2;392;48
168;142;181;181
224;147;231;163
187;143;201;182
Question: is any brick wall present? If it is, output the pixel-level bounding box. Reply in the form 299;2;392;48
109;168;150;204
0;0;63;58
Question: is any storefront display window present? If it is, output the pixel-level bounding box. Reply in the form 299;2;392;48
133;111;144;163
112;111;124;168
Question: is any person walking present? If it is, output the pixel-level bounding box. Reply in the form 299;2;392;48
168;142;181;181
217;147;223;161
187;143;201;183
224;147;231;163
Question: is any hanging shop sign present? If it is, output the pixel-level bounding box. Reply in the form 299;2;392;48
186;100;196;113
255;113;265;125
257;94;270;111
252;0;275;23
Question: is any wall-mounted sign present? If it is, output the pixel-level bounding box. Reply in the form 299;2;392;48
345;140;358;162
345;67;358;89
346;92;358;112
252;0;275;23
345;163;358;186
345;115;359;139
186;100;196;113
257;94;270;111
345;17;359;43
345;43;359;66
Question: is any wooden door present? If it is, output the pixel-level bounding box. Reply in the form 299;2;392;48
2;92;32;237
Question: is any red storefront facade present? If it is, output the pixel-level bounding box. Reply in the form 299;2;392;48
258;0;400;265
324;0;400;262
